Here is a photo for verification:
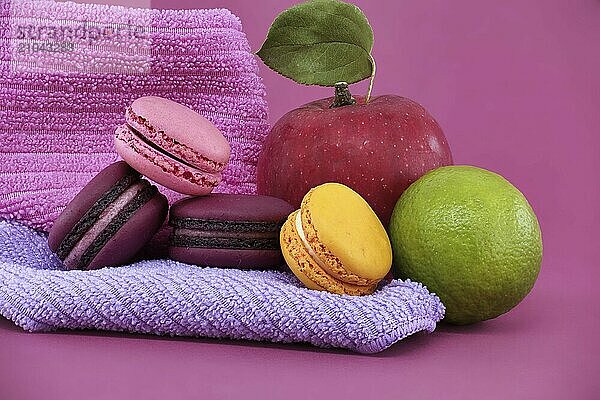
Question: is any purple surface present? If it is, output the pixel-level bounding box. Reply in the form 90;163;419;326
0;1;598;399
0;220;444;353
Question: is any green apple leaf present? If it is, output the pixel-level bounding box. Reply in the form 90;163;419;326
256;0;375;89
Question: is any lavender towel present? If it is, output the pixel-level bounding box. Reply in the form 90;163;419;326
0;0;269;231
0;220;445;353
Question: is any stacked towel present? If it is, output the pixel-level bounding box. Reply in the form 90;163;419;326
0;0;269;231
0;220;445;353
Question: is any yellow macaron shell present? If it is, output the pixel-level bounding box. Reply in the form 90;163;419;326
280;211;377;296
301;183;392;282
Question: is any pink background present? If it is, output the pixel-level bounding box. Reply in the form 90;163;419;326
1;0;598;399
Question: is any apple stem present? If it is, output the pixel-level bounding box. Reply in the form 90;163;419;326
330;82;356;108
366;56;376;103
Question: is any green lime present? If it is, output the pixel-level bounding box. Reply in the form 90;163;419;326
389;166;542;325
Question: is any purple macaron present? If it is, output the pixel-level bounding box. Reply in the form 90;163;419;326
168;194;294;269
48;161;168;270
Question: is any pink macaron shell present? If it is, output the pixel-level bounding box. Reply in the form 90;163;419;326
128;96;231;169
115;125;219;196
125;108;226;175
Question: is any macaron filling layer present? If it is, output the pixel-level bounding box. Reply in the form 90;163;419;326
126;106;226;173
115;125;220;188
174;229;277;240
170;219;281;250
170;217;282;233
62;181;157;270
171;230;279;250
295;210;330;274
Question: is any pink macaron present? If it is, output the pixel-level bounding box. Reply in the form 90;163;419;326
115;96;231;196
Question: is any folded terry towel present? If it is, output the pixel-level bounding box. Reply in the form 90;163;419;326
0;0;269;231
0;220;445;353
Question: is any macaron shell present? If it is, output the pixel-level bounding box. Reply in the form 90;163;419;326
115;125;218;196
48;161;137;252
169;247;284;269
86;191;168;270
299;206;377;286
301;183;392;281
129;96;230;166
280;211;377;296
169;194;295;223
137;225;172;260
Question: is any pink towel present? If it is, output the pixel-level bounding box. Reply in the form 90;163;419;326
0;0;269;231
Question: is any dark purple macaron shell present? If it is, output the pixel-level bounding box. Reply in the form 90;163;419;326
168;194;294;269
48;161;168;270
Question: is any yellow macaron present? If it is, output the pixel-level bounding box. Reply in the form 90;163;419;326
280;183;392;295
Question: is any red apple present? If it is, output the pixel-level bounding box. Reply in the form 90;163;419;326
257;85;453;224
